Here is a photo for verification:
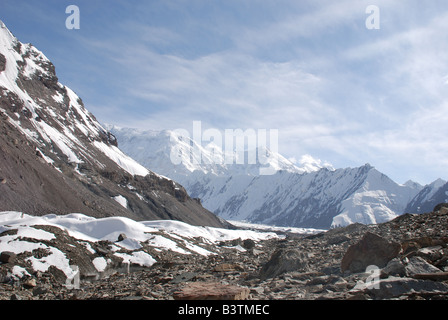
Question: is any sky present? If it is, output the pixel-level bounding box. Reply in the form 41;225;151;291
1;0;448;185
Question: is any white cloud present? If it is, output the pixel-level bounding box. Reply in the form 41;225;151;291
73;1;448;184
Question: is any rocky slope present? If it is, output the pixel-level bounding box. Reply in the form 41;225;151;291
1;204;448;301
0;20;224;228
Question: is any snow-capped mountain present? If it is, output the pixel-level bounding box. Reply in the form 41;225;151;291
0;20;225;228
405;179;448;214
106;126;334;180
109;126;442;229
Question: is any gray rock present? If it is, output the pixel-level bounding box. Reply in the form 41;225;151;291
259;248;310;280
382;258;406;277
341;232;401;273
404;256;442;276
352;276;448;300
242;239;256;250
416;246;443;262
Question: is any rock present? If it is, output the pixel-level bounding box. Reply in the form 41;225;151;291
413;272;448;281
242;239;256;250
433;203;448;212
0;251;16;264
95;243;111;256
382;258;406;277
352;276;448;300
32;286;48;296
259;248;310;280
10;293;21;300
416;246;443;262
213;263;244;272
171;272;198;284
327;234;351;245
23;278;37;289
0;53;5;73
117;233;127;242
341;232;401;273
404;256;442;276
172;282;250;300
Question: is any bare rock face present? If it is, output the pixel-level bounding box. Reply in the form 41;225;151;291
0;53;5;73
341;232;401;273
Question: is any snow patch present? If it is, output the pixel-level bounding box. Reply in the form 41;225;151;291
93;141;149;177
92;257;108;272
113;195;128;209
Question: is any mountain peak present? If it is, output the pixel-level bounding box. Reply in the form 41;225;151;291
296;154;335;173
109;126;339;181
403;180;423;189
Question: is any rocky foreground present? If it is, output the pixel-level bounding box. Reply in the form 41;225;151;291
1;204;448;301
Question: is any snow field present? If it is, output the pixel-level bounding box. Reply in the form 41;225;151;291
0;212;280;279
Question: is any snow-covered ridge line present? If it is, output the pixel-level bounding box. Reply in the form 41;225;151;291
0;212;282;279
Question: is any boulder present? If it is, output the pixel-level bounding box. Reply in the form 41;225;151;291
341;232;401;273
413;272;448;281
172;282;250;300
404;256;442;276
0;251;16;264
213;263;244;272
242;239;256;250
351;276;448;299
433;203;448;212
23;278;37;289
259;248;310;280
382;258;406;277
117;233;127;242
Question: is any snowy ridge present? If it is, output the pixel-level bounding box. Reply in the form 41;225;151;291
0;211;283;278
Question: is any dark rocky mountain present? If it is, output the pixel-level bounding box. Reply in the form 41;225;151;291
0;20;225;228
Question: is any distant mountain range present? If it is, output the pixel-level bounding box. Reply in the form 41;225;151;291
109;126;448;229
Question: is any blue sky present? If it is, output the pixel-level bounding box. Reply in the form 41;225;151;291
2;0;448;184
